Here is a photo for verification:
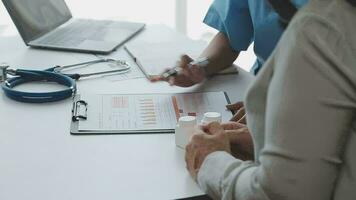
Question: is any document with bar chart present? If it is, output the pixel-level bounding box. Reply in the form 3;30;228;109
73;92;232;134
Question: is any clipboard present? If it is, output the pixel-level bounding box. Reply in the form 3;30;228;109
70;95;173;135
70;92;232;135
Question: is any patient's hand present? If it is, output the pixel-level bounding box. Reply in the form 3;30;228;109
185;122;231;181
218;122;254;160
185;122;254;181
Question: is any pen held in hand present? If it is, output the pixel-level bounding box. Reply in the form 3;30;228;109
161;57;210;79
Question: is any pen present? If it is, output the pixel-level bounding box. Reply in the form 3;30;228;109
161;57;210;79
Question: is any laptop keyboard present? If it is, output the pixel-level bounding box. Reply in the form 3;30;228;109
37;19;111;46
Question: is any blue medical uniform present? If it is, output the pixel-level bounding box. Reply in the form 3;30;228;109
204;0;308;74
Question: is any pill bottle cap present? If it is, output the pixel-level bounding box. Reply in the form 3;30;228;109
201;112;222;124
178;116;197;127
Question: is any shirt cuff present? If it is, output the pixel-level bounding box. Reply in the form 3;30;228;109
197;151;243;199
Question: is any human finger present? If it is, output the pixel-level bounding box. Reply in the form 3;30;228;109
220;122;245;130
179;55;195;77
206;122;225;136
150;67;176;82
226;101;244;111
237;114;246;124
167;76;175;86
225;128;251;144
185;143;195;171
169;74;199;87
200;124;210;133
230;107;246;122
149;75;162;82
179;55;194;69
197;124;216;136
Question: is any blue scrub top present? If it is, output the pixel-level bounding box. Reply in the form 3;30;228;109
204;0;308;74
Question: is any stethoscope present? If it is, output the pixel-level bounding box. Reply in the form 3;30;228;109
0;59;130;103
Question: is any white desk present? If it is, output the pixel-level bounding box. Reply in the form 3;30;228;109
0;26;254;200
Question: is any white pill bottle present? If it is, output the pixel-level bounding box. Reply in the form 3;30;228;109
175;116;197;149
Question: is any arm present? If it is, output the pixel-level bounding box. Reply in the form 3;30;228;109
199;32;239;76
196;17;356;200
152;0;252;87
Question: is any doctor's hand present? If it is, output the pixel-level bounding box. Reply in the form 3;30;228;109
185;122;231;181
226;101;246;124
150;55;206;87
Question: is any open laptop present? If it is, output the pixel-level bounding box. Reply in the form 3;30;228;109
2;0;145;54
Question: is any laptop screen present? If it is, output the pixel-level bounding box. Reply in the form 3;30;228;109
2;0;72;43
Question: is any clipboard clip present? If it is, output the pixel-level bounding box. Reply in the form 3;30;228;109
72;100;88;121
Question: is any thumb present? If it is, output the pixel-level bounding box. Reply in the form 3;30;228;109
207;122;224;135
179;54;193;70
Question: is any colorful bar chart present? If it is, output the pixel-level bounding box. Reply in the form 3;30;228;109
139;98;157;126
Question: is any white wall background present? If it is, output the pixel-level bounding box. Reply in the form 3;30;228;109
0;0;255;71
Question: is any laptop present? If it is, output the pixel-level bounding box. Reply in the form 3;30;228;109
2;0;145;54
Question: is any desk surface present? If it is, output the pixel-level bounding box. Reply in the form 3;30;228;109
0;26;254;200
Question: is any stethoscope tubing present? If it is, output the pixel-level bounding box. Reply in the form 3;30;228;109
2;69;77;103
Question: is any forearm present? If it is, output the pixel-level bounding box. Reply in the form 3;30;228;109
197;152;265;200
200;32;239;76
